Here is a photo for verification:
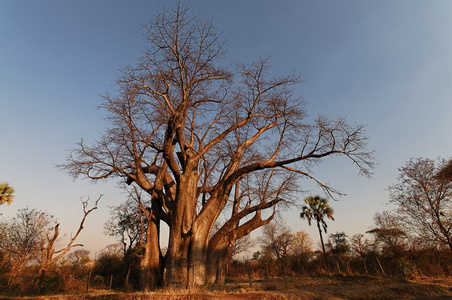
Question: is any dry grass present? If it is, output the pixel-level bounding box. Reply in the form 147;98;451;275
1;275;451;300
244;275;452;300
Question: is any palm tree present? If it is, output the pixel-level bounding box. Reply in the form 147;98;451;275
0;182;15;205
300;195;334;271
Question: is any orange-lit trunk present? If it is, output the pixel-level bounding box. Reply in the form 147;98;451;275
140;202;162;291
164;169;199;288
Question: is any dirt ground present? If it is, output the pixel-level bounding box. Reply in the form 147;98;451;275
2;275;452;300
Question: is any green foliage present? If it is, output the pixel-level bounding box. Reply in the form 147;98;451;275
300;195;334;271
300;195;334;234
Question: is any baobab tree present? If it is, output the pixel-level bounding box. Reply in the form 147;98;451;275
300;195;335;271
59;3;373;288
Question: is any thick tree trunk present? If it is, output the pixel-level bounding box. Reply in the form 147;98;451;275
206;244;228;284
164;230;190;289
188;227;211;286
140;213;161;291
164;213;188;288
164;171;198;288
189;196;230;286
197;194;233;285
205;207;276;284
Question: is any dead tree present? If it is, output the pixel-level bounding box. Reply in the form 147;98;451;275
37;196;101;278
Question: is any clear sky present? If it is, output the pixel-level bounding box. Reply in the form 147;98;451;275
1;1;451;255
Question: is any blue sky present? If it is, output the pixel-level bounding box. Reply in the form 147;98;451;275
1;1;451;255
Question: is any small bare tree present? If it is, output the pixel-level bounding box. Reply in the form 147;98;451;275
389;157;452;252
367;210;408;254
290;230;314;273
259;220;293;281
259;221;293;261
350;233;372;275
67;249;91;266
350;234;371;256
291;231;314;256
105;199;143;287
0;207;55;284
